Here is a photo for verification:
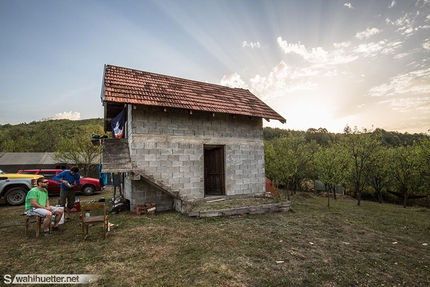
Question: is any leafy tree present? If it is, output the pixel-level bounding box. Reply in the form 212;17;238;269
290;139;319;191
2;126;33;151
264;137;297;200
264;127;291;141
387;145;422;208
365;145;391;203
0;138;16;152
314;143;348;207
31;120;62;151
376;128;401;147
415;137;430;182
305;127;335;146
55;124;104;177
264;141;277;183
343;126;381;206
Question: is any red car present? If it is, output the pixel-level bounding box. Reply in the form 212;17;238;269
17;169;102;196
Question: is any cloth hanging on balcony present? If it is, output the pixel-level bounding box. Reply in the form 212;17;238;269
111;109;126;138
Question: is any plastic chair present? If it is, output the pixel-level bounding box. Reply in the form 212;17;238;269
81;202;108;241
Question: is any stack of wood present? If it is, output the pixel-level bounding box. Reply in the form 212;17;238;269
135;202;156;215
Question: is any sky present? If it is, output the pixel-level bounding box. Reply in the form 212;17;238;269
0;0;429;134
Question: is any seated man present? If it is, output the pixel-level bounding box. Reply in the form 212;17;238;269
25;177;64;237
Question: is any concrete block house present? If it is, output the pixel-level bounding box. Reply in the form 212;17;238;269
99;65;285;212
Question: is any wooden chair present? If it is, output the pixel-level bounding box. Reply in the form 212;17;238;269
81;202;108;241
25;215;51;237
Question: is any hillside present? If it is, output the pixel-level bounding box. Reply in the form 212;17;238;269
0;118;104;152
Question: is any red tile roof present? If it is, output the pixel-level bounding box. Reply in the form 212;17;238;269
101;65;286;123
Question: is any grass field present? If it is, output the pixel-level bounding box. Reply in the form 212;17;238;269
0;189;429;287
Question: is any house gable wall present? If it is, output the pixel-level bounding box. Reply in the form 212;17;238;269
123;104;266;211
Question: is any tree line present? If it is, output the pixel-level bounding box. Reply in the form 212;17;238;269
1;120;429;207
264;126;430;207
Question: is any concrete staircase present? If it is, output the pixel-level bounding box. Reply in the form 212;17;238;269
132;169;182;199
100;138;181;200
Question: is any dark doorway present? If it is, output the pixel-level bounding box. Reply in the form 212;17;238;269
204;145;225;196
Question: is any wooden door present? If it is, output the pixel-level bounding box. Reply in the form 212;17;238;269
204;145;225;196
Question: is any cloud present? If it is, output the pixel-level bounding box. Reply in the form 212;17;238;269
344;3;354;9
53;111;81;120
394;52;413;59
393;14;411;26
264;38;362;100
353;41;385;57
368;68;430;97
423;39;430;50
416;0;430;8
386;13;416;37
381;41;403;55
333;42;351;48
277;37;359;67
383;96;430;113
352;40;402;57
388;10;430;36
277;38;312;58
246;60;321;101
389;1;396;8
220;73;248;89
396;26;415;37
242;41;261;48
355;27;383;40
417;24;430;30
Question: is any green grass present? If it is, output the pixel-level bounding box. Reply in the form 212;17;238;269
1;189;429;286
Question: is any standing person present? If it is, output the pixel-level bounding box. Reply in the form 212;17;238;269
98;163;108;190
25;177;64;237
53;166;80;221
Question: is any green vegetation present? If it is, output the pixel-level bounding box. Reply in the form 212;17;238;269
1;120;429;205
55;123;105;177
264;126;429;147
0;118;104;152
0;119;107;177
1;189;429;286
264;126;430;207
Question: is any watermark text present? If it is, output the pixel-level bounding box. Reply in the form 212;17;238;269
4;274;97;284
